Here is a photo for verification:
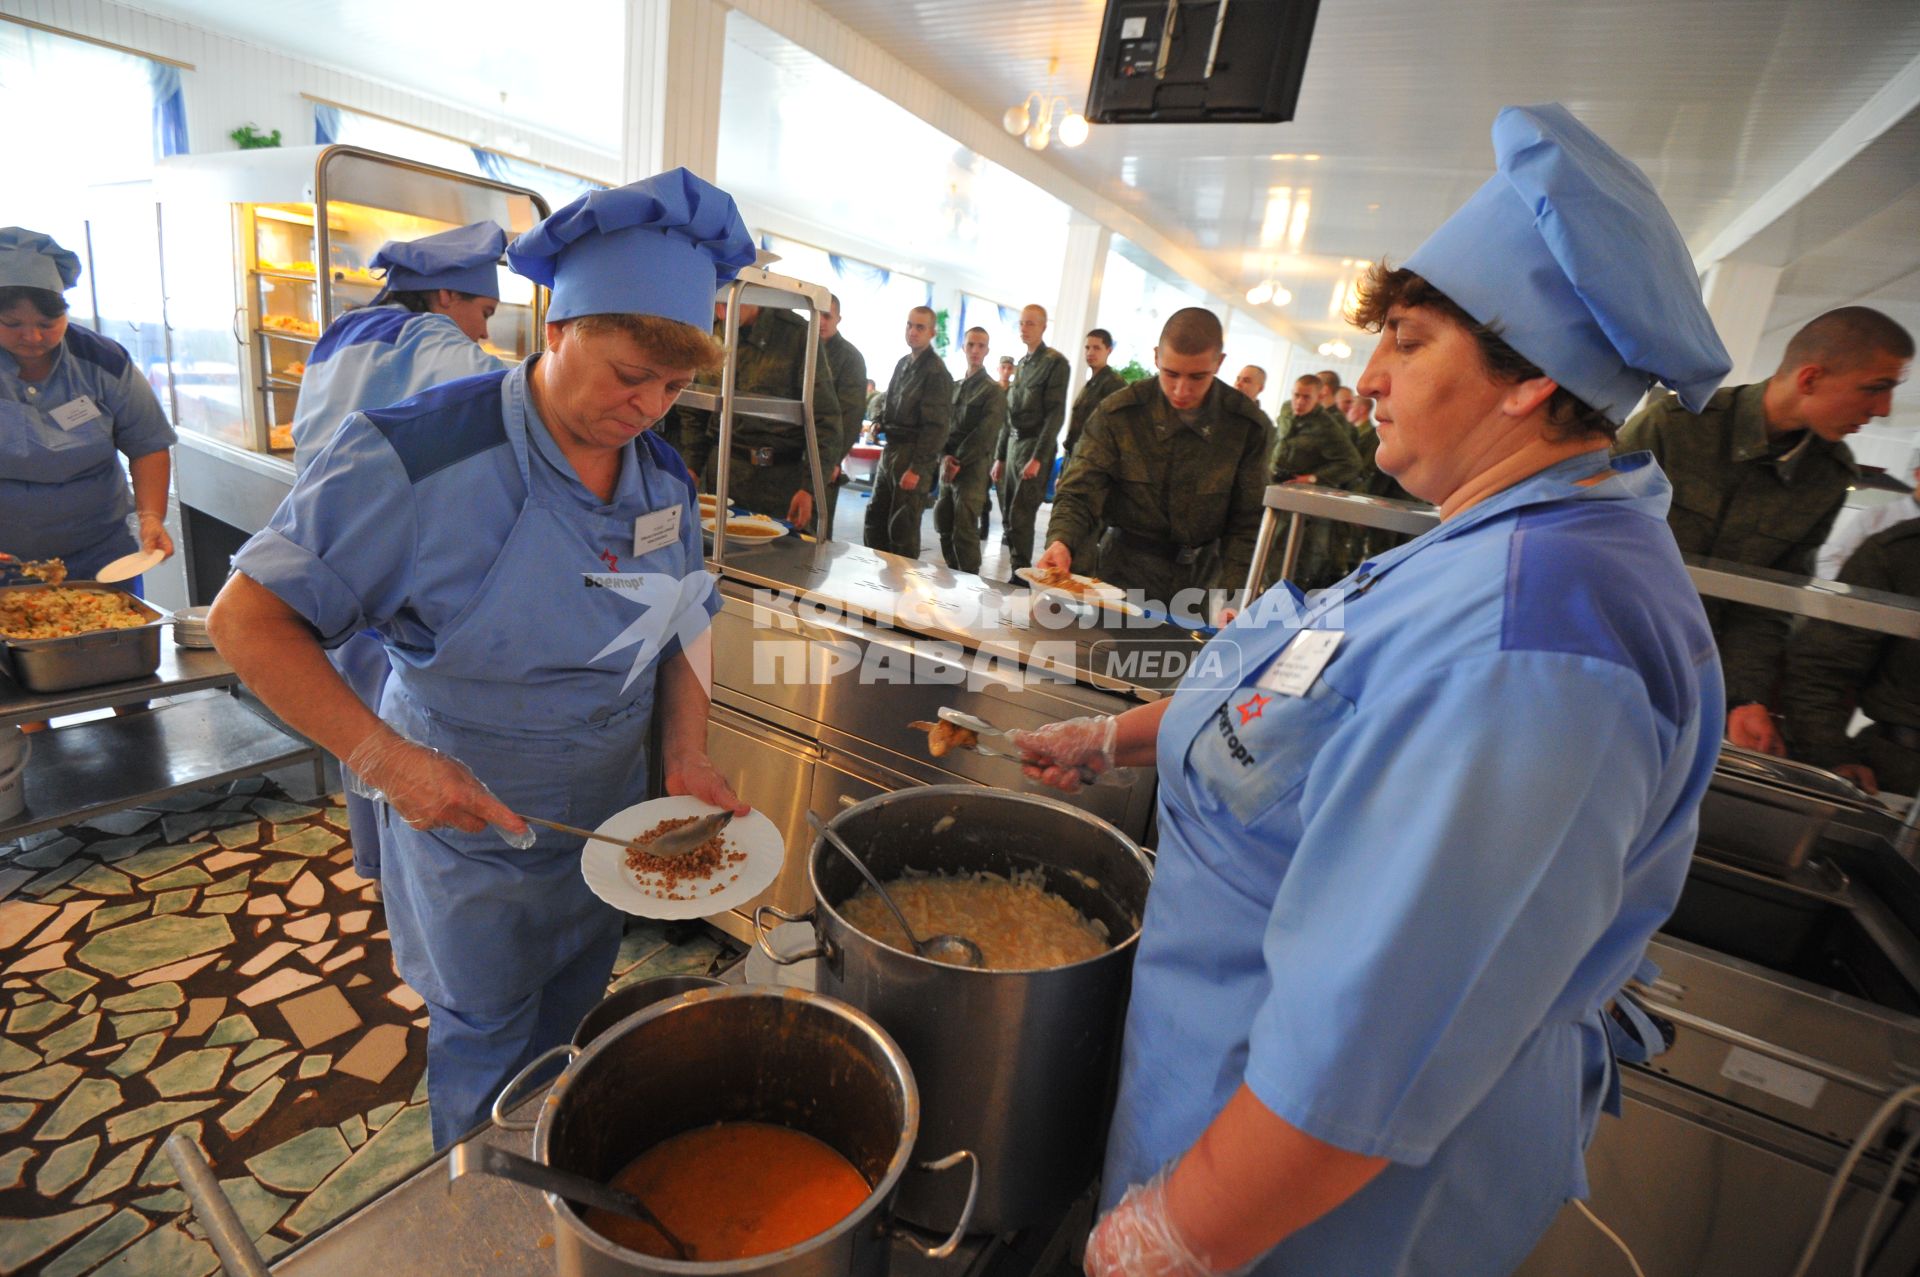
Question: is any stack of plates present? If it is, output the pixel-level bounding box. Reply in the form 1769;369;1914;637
172;605;215;649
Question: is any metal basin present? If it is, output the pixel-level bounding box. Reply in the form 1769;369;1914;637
756;785;1152;1234
516;985;974;1277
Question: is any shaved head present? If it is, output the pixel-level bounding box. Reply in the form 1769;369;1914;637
1159;307;1225;357
1779;306;1914;375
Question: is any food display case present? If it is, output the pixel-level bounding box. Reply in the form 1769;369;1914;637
153;146;549;600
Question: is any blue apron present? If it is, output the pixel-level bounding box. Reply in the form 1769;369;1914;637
372;385;703;1016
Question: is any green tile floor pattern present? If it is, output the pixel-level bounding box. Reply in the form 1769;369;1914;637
0;779;728;1274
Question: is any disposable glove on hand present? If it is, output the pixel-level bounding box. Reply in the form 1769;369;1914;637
1085;1170;1228;1277
1009;715;1119;794
345;727;534;848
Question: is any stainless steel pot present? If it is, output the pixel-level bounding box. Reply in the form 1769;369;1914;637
491;985;976;1277
573;975;726;1049
754;785;1153;1234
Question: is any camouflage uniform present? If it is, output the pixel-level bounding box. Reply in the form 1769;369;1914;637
934;366;1007;573
822;330;867;539
1047;378;1273;609
1617;381;1856;711
1270;404;1367;590
996;343;1072;570
1784;517;1920;792
668;308;841;532
864;347;953;559
1064;365;1129;459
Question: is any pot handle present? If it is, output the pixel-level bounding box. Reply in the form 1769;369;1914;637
489;1043;577;1131
903;1149;979;1259
752;903;823;965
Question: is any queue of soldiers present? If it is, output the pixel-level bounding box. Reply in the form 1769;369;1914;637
673;285;1912;784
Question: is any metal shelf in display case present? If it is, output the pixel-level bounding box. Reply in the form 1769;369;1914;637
156;145;550;461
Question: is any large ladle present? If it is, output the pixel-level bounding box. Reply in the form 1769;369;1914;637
805;811;984;968
450;1142;694;1261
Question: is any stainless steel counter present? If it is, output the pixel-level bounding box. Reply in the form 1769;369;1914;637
712;537;1212;702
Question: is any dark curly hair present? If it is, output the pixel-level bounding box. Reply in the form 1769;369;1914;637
1349;262;1616;442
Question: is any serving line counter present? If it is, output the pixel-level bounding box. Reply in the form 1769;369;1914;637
700;535;1193;945
1252;484;1920;1275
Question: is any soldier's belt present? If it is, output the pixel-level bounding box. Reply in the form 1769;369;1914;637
1881;722;1920;752
1112;527;1209;566
729;442;805;467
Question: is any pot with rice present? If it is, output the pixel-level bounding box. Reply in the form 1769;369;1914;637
754;785;1153;1234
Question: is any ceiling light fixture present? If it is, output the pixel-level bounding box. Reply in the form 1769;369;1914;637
1244;280;1292;307
1316;339;1352;359
1004;60;1089;152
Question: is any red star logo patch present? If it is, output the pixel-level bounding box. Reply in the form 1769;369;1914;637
599;549;620;571
1237;693;1272;725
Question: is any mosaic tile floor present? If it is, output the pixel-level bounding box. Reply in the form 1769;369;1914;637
0;778;730;1275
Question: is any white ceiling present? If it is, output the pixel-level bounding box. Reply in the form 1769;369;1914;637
123;0;1920;404
810;0;1920;357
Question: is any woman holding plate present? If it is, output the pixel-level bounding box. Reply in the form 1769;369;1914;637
210;171;754;1149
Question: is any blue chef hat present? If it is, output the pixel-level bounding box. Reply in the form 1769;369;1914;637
369;221;507;303
0;227;82;294
506;169;756;330
1403;104;1731;421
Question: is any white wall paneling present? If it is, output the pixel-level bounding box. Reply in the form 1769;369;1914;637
1702;260;1786;388
1053;215;1112;396
0;0;618;180
623;0;727;181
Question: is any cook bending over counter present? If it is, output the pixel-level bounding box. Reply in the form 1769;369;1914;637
209;171;754;1149
1015;104;1732;1276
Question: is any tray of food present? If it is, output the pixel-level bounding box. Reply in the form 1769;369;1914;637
0;582;168;693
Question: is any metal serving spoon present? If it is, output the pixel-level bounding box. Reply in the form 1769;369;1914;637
449;1142;694;1261
520;810;733;860
804;811;984;968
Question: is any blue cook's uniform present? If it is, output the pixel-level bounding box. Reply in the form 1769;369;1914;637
290;220;511;884
0;226;175;581
1092;105;1736;1275
235;362;718;1147
291;306;505;472
1104;453;1722;1273
233;169;754;1149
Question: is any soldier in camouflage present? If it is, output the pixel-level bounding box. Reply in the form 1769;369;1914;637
1785;519;1920;794
1065;328;1129;460
934;326;1006;573
992;304;1071;573
1617;306;1911;755
1233;364;1267;411
864;305;953;559
1271;372;1367;590
1041;307;1272;616
666;302;840;532
820;294;867;539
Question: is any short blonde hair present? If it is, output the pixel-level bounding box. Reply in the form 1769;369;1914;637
566;313;723;372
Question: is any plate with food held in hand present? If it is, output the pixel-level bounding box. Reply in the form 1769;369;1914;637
702;511;787;541
1014;565;1141;616
580;795;782;920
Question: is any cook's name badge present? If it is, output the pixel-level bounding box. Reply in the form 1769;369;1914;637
1256;629;1343;697
50;396;103;430
632;505;683;556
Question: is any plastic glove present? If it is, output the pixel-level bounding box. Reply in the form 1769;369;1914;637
136;511;175;558
1084;1170;1218;1277
1009;715;1118;795
345;727;534;848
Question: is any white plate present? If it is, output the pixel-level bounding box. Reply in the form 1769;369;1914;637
1014;566;1125;603
93;548;165;583
701;513;788;541
580;796;783;920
